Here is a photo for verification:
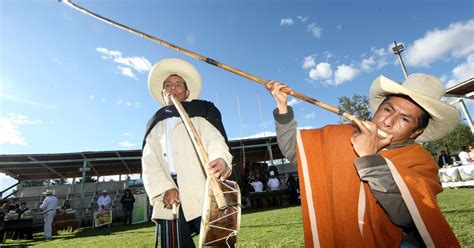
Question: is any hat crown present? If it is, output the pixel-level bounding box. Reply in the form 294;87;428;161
402;73;445;100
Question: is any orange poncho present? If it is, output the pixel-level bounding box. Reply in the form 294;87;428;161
296;124;459;247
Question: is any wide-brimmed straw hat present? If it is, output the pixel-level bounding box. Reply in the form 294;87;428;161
370;73;460;143
42;189;54;195
148;58;202;106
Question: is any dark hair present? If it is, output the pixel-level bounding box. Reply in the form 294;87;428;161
380;94;430;130
163;74;188;90
124;189;132;194
20;202;26;205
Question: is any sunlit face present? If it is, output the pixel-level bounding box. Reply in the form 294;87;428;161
161;75;190;106
372;96;425;145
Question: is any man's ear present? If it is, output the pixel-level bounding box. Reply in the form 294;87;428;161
410;128;424;139
185;89;190;99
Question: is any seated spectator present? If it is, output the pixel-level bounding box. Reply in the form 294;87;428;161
458;146;472;165
250;177;263;193
62;200;71;210
97;190;112;211
469;144;474;161
267;171;280;191
15;202;29;218
438;150;453;168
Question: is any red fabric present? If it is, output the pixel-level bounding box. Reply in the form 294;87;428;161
296;124;459;248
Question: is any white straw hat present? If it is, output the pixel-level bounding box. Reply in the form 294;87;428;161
148;58;202;106
370;73;460;142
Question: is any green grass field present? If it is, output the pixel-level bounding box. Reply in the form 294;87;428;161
1;188;472;247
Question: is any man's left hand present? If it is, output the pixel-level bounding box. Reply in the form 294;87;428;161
351;117;393;157
207;158;231;181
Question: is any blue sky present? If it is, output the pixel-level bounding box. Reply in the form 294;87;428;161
1;0;473;189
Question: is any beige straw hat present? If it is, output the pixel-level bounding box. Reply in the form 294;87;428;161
148;58;202;106
369;73;460;142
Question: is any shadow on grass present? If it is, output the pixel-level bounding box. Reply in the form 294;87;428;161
0;222;156;247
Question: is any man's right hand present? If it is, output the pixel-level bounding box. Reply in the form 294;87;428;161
163;188;180;209
265;80;290;114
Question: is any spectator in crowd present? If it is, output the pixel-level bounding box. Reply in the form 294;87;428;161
250;176;264;193
286;173;298;205
97;190;112;211
469;144;474;161
12;202;31;240
267;171;280;191
40;189;58;241
15;202;29;218
120;189;135;226
458;146;472;165
61;200;71;210
437;150;453;168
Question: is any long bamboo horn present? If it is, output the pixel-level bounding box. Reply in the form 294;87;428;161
169;95;228;210
59;0;386;137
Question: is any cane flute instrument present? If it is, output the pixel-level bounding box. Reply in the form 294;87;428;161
169;95;226;209
59;0;387;138
170;95;241;247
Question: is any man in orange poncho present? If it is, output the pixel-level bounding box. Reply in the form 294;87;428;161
266;73;460;247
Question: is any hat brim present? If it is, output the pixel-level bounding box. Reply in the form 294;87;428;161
148;58;202;106
369;75;460;142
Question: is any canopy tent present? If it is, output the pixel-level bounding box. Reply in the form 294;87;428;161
0;136;284;181
445;77;474;133
445;77;474;99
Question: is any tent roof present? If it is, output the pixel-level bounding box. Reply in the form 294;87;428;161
445;77;474;99
0;136;283;181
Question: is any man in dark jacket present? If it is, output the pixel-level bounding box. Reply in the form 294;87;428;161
437;150;453;168
120;189;135;225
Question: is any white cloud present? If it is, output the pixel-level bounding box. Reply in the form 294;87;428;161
10;113;42;125
287;98;301;106
336;24;342;30
360;57;375;72
97;47;122;58
302;55;316;69
446;53;474;87
0;116;27;145
309;62;333;80
117;66;137;80
0;93;58;109
280;18;294;26
89;95;96;100
323;51;333;60
307;23;322;38
406;19;474;67
113;56;152;73
334;64;358;85
304;112;317;119
119;141;136;148
0;113;42;145
96;47;152;79
297;16;308;23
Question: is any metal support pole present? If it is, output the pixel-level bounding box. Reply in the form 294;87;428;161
78;160;89;227
459;99;474;133
267;142;274;166
392;41;409;79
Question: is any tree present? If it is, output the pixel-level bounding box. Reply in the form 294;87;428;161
338;94;371;123
428;122;473;156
